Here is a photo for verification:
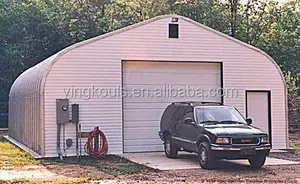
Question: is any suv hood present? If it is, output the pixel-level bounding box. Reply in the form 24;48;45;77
204;123;267;137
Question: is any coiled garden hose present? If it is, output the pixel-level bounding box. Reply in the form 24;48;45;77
84;127;108;159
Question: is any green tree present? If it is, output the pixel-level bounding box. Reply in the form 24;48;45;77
285;72;300;125
0;0;67;119
237;0;279;44
34;0;111;43
113;0;171;21
173;0;231;34
257;0;300;77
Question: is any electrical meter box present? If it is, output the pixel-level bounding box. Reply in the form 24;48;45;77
72;104;79;123
56;99;69;124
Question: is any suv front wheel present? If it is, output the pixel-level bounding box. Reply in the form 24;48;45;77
248;154;266;168
164;135;178;158
198;142;215;169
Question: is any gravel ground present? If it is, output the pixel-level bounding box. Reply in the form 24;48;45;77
1;130;300;183
36;152;300;183
118;163;300;183
116;133;300;183
40;155;300;183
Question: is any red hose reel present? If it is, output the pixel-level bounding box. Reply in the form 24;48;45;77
84;127;108;159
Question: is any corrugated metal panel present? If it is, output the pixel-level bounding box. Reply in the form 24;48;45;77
44;55;123;156
8;54;58;155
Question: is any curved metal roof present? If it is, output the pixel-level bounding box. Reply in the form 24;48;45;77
9;53;58;98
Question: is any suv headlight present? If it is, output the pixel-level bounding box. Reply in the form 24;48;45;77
216;138;230;144
261;136;269;144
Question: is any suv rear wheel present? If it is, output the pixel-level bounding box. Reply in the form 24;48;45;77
248;154;266;168
164;135;178;158
198;142;215;169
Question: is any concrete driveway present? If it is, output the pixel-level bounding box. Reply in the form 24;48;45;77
123;152;299;170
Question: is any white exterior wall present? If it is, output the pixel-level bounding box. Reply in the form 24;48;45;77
41;16;287;157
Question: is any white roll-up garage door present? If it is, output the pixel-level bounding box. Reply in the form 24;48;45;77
123;61;221;152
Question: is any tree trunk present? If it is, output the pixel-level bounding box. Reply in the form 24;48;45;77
229;0;238;37
170;0;175;12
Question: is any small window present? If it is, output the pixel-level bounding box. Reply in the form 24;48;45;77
169;24;179;38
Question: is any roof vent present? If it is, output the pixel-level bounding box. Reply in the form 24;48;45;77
169;24;179;38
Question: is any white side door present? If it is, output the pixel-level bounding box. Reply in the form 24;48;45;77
246;91;271;138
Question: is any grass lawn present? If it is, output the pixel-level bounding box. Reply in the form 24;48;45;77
0;137;39;168
0;132;154;183
0;132;152;176
294;145;300;153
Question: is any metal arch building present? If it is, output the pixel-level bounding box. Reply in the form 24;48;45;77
8;15;288;158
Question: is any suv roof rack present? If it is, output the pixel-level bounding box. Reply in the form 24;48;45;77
171;101;223;106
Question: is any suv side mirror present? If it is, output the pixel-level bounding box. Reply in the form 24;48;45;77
246;117;252;125
184;118;196;126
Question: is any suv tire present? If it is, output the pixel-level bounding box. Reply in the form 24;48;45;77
248;154;266;168
164;135;178;158
198;142;215;169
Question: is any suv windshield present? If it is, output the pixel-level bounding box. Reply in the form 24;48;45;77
195;106;246;124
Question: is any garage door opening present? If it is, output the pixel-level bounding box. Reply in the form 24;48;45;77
122;61;222;153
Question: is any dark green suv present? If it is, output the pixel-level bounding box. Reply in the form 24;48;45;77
158;101;271;169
